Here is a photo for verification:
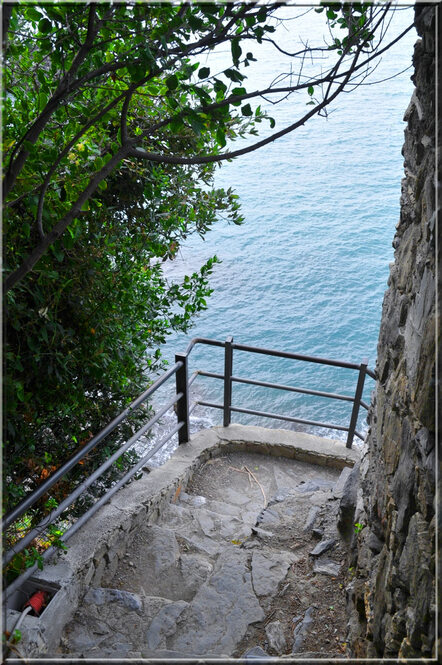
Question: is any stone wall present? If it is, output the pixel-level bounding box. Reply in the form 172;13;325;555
347;4;438;659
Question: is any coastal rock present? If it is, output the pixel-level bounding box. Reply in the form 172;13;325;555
303;506;320;533
251;549;295;597
347;6;436;657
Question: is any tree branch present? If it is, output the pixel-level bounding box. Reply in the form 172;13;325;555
36;91;129;238
4;4;99;198
4;148;130;294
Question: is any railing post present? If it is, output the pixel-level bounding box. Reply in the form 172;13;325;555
346;358;368;448
223;336;233;427
175;352;190;444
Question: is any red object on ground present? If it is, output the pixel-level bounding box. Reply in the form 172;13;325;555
23;590;47;615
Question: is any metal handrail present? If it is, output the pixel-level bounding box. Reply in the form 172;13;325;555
198;370;357;404
3;335;375;597
3;420;185;601
3;361;183;531
2;392;182;568
188;337;374;447
197;399;364;440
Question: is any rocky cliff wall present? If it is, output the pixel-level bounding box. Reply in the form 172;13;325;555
347;4;438;658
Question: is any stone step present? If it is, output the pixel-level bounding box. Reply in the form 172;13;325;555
107;523;214;600
159;501;254;554
58;448;349;659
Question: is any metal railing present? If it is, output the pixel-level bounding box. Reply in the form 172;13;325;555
3;336;375;600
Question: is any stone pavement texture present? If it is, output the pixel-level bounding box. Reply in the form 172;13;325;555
56;443;354;660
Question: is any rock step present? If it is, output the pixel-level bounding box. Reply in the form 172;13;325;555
59;451;348;658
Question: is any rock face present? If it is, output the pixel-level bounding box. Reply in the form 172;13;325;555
347;5;437;659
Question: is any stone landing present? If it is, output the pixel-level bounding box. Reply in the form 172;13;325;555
6;425;359;659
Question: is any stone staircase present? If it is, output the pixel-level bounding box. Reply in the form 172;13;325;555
56;449;352;659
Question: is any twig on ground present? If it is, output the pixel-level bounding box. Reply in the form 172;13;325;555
244;465;266;506
228;464;267;506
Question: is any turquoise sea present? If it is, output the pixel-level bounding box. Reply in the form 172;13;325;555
143;6;417;462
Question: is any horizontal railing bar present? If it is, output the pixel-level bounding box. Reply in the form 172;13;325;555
197;370;224;380
354;430;364;441
189;370;199;387
197;400;224;410
187;337;376;377
360;400;370;411
3;361;183;531
3;392;182;566
4;419;185;602
229;405;350;432
184;337;225;355
230;375;355;403
232;342;363;371
195;400;350;434
194;371;361;407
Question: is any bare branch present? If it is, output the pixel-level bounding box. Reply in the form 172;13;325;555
120;89;134;146
128;39;366;167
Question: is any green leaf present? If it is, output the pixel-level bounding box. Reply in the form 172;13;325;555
187;113;204;135
38;18;52;34
224;69;244;83
241;103;252;116
231;87;246;97
38;92;48;109
26;7;42;21
214;79;227;93
52;245;64;262
257;6;267;22
198;66;210;79
37;69;47;86
127;63;146;81
216;127;226;148
308;86;314;96
231;38;242;64
166;74;179;91
16;383;25;402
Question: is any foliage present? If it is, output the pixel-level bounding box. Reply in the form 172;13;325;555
2;2;414;571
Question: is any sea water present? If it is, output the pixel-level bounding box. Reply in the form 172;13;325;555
139;6;417;464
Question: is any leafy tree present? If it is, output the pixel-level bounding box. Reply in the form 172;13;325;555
2;1;415;553
3;2;415;291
